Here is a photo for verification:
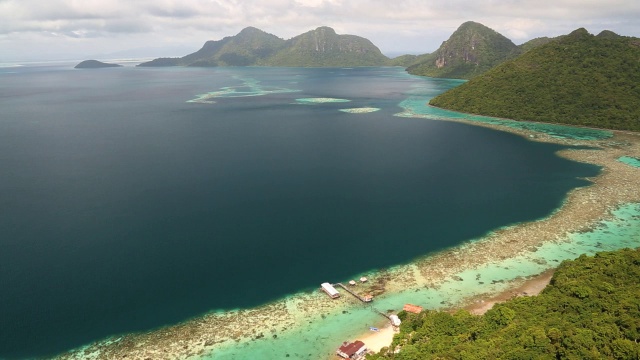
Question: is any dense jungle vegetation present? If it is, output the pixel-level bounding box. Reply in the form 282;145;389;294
429;29;640;131
368;248;640;359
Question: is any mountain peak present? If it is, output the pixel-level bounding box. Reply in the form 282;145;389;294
458;21;484;29
237;26;267;36
596;30;621;39
240;26;261;32
407;21;518;79
313;26;336;34
567;28;591;39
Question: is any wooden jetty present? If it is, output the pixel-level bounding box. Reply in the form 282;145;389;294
335;283;373;303
372;308;390;320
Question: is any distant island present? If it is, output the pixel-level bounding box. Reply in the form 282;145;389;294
74;60;123;69
137;23;522;72
137;26;389;68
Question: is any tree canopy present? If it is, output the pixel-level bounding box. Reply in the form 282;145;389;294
429;29;640;131
368;248;640;359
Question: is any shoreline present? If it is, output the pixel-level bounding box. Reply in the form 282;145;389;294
55;109;640;360
351;268;556;357
345;112;640;356
463;268;555;316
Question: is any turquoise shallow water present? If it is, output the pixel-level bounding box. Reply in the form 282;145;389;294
618;156;640;168
394;76;613;141
200;203;640;360
187;75;299;103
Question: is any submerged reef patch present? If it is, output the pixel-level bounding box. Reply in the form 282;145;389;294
339;107;380;114
618;156;640;168
295;98;351;104
187;76;299;103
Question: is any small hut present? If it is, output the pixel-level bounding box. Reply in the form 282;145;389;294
390;314;401;327
403;304;423;314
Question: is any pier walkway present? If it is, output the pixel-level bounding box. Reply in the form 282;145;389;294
334;283;372;303
372;308;391;320
323;281;391;323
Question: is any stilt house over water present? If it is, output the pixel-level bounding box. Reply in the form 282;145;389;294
321;282;340;299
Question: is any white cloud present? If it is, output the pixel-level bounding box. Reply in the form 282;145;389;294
498;18;546;41
0;0;639;61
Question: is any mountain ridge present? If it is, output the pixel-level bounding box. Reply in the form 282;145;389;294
138;26;388;68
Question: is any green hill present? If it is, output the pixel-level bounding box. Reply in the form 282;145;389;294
368;248;640;360
139;27;285;67
518;36;556;53
389;53;430;67
186;27;285;66
429;28;640;131
407;21;520;79
596;30;623;40
266;26;389;67
138;26;388;68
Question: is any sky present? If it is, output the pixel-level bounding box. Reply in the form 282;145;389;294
1;0;639;62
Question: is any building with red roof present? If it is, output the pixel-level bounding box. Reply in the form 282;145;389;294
403;303;423;314
336;340;367;359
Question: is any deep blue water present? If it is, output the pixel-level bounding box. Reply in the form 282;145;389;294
0;65;599;358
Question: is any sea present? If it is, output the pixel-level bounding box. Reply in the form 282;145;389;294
0;63;636;359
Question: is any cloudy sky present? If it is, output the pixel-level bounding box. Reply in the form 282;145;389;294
1;0;639;61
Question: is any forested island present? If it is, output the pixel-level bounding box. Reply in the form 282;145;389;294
429;28;640;131
137;26;388;68
74;60;122;69
368;248;640;359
